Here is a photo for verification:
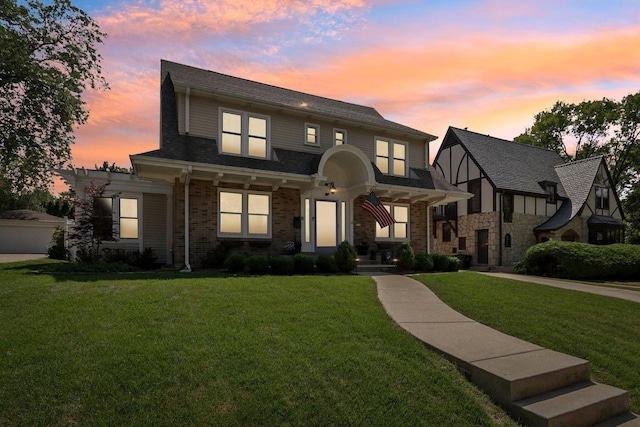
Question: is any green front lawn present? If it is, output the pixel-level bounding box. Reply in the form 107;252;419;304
0;261;516;426
414;272;640;414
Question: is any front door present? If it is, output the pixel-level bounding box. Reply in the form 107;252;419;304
315;200;338;252
477;229;489;264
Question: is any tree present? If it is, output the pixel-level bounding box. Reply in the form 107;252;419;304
69;182;115;261
515;95;640;193
624;183;640;244
0;0;108;195
95;161;132;174
0;175;74;216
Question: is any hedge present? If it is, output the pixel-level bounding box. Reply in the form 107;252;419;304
524;241;640;280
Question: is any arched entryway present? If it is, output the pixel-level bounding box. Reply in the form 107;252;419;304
302;145;376;252
561;229;580;242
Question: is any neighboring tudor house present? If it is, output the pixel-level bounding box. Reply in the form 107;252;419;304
432;127;625;268
61;60;468;269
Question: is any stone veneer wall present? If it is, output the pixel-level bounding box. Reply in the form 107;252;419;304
173;178;300;269
501;213;548;265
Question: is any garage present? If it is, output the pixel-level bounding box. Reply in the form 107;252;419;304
0;210;65;254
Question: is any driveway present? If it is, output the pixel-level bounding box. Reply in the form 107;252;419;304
0;254;48;263
481;272;640;304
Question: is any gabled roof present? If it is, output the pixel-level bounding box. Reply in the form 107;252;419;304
161;60;435;140
534;156;607;231
442;127;567;197
132;62;462;198
0;210;64;222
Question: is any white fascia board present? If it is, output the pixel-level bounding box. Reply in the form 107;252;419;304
131;155;316;185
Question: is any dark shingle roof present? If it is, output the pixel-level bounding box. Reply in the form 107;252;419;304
133;64;449;192
161;60;435;140
534;156;604;231
0;210;64;221
444;127;567;197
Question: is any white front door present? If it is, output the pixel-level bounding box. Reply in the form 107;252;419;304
315;200;337;252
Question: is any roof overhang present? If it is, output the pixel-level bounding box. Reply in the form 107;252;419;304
131;154;319;192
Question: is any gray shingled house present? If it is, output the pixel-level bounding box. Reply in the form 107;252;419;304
62;61;469;269
432;127;625;268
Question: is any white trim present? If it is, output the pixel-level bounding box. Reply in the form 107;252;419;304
375;202;410;242
304;123;320;146
218;107;270;159
375;137;408;177
185;87;190;134
218;188;272;239
333;128;347;146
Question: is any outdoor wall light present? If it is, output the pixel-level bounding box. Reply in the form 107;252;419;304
325;182;337;196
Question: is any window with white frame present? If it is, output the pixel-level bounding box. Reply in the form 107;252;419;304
119;198;139;239
375;138;406;176
219;190;271;238
220;109;269;158
375;203;409;241
596;185;609;210
305;123;320;146
334;129;346;145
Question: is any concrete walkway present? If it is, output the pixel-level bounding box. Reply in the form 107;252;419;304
374;273;639;426
481;272;640;304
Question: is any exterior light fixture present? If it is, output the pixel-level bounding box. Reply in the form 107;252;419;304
325;182;336;196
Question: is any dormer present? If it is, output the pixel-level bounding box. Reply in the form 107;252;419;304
539;181;558;204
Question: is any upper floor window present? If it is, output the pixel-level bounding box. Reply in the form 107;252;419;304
334;129;346;145
375;203;409;241
442;222;451;242
376;138;406;176
503;193;513;223
546;183;557;204
596;186;609;210
305;123;320;146
219;190;271;238
220;109;268;158
467;179;481;214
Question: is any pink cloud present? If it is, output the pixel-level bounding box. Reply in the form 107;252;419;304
60;1;640;194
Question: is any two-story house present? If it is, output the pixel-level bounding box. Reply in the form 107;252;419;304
432;127;625;268
62;61;469;269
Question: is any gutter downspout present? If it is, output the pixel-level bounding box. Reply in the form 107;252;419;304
181;166;192;272
499;193;503;267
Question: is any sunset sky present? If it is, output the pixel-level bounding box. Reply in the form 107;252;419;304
63;0;640;190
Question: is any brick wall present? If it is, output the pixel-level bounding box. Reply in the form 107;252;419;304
172;178;300;268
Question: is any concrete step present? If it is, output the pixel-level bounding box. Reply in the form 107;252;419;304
511;381;630;427
594;412;640;426
469;349;591;406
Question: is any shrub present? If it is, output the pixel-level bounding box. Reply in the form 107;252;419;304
335;241;357;273
47;226;68;260
224;253;246;273
395;242;415;271
269;256;294;275
293;254;315;274
201;243;230;268
524;241;640;280
512;260;528;275
316;254;338;274
244;255;270;275
101;248;130;263
446;256;461;272
414;253;434;272
431;254;451;272
130;247;158;269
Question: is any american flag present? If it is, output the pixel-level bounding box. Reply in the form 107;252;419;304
362;191;396;228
